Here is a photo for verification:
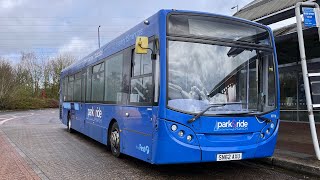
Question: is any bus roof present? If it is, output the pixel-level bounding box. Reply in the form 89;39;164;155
61;9;272;77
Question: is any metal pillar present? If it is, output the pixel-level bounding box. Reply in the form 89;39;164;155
98;25;101;48
295;2;320;160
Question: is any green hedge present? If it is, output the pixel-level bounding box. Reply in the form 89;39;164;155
5;98;59;110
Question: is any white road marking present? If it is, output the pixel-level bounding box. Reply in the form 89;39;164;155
0;118;15;125
0;113;35;125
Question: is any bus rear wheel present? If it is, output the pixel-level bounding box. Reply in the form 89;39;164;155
110;122;121;157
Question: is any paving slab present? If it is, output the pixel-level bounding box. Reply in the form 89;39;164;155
0;109;318;179
0;130;40;180
259;121;320;177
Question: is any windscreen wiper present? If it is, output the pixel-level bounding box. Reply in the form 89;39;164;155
187;102;245;123
239;112;273;124
255;115;272;123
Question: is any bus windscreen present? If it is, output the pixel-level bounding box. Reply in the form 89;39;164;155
168;14;271;46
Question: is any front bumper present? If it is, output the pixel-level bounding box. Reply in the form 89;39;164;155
151;119;279;164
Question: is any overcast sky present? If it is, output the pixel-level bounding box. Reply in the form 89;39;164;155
0;0;252;62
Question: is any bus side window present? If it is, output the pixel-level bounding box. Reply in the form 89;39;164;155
105;53;123;103
74;72;82;102
81;70;86;102
130;42;153;104
86;68;92;102
67;75;74;101
63;77;67;101
91;63;105;102
132;44;152;76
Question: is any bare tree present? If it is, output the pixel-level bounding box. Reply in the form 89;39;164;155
47;53;76;99
20;52;44;96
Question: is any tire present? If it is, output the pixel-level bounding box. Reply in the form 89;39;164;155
67;114;74;133
109;122;121;157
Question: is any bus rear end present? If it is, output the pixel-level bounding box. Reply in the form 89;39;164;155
153;11;279;164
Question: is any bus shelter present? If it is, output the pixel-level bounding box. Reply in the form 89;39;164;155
235;0;320;122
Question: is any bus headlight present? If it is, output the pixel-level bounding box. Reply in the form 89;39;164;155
171;124;178;131
270;123;275;129
266;129;270;134
258;119;278;142
178;130;184;137
186;135;193;141
165;120;199;145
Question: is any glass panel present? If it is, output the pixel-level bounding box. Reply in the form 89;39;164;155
105;54;123;102
69;75;74;81
268;59;276;107
298;111;320;122
130;76;153;103
75;72;81;79
133;53;141;76
310;76;320;104
92;63;104;101
248;61;257;109
81;72;86;101
73;75;81;102
168;15;271;46
298;111;308;122
121;51;131;104
133;43;152;76
93;63;104;73
280;111;297;121
316;111;320;122
67;75;74;101
279;70;297;110
86;69;92;101
298;73;307;110
63;78;67;101
167;41;276;115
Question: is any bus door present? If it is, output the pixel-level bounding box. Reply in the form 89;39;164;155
78;70;87;132
122;46;155;161
72;72;85;132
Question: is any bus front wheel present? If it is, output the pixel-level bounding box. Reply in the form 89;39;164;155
110;122;121;157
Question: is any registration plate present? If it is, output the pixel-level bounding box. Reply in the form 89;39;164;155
217;153;242;161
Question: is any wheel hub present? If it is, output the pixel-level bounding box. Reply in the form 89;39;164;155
110;129;119;151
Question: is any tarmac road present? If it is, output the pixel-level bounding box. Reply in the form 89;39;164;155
0;109;317;180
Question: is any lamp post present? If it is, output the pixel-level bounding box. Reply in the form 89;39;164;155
231;5;239;12
98;25;101;48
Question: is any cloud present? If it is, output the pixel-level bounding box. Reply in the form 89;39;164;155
0;0;24;9
0;0;252;61
58;37;96;59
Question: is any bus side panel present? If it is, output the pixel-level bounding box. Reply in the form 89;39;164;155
122;106;153;163
70;103;81;131
82;104;115;144
152;118;201;164
74;102;86;134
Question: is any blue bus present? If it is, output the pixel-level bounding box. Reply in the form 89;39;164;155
60;9;280;164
